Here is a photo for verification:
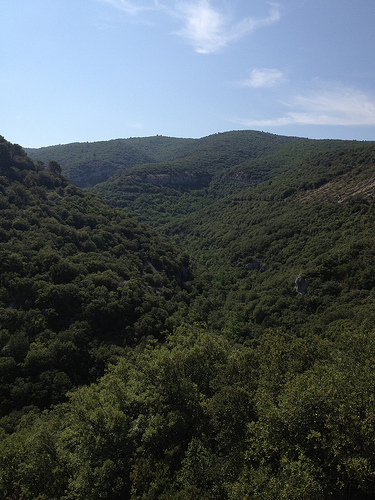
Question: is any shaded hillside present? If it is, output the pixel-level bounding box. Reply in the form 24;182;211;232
0;135;189;419
25;139;154;188
90;131;357;225
25;136;196;188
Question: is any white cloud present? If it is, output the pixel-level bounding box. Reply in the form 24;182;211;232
98;0;281;54
240;68;285;88
99;0;158;16
173;0;227;54
174;1;281;54
237;83;375;127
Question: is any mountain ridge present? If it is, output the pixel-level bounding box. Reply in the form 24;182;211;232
26;130;348;191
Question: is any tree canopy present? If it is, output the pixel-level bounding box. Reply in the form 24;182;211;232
2;132;375;498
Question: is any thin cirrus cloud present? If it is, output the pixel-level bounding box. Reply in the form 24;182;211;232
239;68;285;88
98;0;281;54
237;84;375;127
99;0;158;15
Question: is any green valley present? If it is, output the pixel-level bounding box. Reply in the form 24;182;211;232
2;131;375;499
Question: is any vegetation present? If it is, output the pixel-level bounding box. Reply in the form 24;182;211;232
25;136;197;188
2;132;375;498
2;324;375;499
27;131;357;223
88;132;359;226
165;143;375;339
0;135;189;423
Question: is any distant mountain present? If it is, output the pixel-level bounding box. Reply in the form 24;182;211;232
88;131;360;226
25;130;347;193
25;136;196;188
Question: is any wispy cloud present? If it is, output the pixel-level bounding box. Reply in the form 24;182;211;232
174;1;281;54
99;0;158;16
239;68;285;88
236;83;375;127
98;0;281;54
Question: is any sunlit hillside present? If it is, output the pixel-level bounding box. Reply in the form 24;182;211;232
2;133;375;499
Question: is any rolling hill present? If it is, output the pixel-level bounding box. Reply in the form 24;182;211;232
27;131;359;226
25;136;197;188
26;130;354;195
3;132;375;499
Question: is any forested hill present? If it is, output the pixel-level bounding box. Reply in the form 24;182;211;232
26;130;353;195
87;131;359;225
4;133;375;499
0;135;189;418
25;135;197;188
27;131;366;230
164;142;375;338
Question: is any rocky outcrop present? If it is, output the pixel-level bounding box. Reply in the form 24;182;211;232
295;275;308;294
145;172;212;187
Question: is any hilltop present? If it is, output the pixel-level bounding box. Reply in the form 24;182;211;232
27;131;363;226
25;136;197;188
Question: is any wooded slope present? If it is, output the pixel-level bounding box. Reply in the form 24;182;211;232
0;135;189;420
3;133;375;499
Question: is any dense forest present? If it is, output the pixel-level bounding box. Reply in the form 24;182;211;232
0;135;191;417
27;131;358;225
2;132;375;498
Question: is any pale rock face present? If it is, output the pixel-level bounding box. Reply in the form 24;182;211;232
295;275;308;295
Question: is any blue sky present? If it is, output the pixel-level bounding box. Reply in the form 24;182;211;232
1;0;375;147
